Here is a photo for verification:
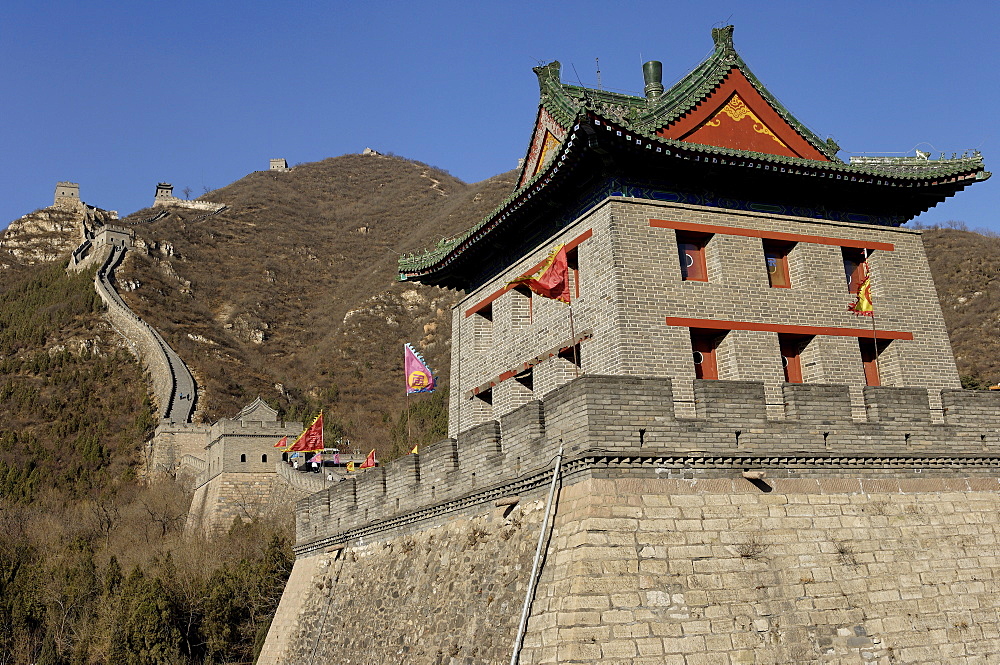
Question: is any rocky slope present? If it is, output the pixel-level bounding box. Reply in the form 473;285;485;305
3;155;997;455
114;154;517;457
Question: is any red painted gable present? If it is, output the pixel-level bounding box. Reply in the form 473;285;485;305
658;68;830;161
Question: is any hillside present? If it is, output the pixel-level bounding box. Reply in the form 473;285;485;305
0;262;297;665
117;154;517;458
919;226;1000;388
0;154;999;664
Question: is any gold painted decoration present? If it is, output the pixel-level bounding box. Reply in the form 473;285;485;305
533;131;562;176
704;93;787;148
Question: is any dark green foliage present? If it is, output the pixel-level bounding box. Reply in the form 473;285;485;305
388;390;449;459
107;568;182;665
0;263;100;355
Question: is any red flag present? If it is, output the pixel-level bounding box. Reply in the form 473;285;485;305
509;244;570;303
284;413;324;452
273;436;288;448
359;449;376;469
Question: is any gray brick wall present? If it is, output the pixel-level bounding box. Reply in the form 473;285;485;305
296;375;1000;553
449;197;959;436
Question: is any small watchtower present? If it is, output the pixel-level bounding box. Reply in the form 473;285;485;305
53;182;80;207
269;158;289;172
154;183;174;203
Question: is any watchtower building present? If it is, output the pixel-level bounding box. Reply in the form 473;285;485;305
269;158;289;171
263;27;1000;665
53;181;80;207
154;182;174;202
400;25;990;433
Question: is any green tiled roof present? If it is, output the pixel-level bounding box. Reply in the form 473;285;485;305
399;25;989;282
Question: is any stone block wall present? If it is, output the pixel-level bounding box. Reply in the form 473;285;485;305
294;375;1000;554
149;423;212;474
262;472;1000;665
152;196;225;212
185;469;311;536
94;246;176;419
197;419;302;484
450;197;959;433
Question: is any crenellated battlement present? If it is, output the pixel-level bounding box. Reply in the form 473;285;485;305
296;375;1000;552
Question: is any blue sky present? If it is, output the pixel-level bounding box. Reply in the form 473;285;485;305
2;1;997;232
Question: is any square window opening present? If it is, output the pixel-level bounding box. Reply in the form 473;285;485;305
472;302;493;350
779;334;811;383
690;329;725;380
764;241;794;288
514;367;533;392
860;338;889;387
843;248;868;294
567;247;580;298
677;231;710;281
558;343;582;368
474;302;493;322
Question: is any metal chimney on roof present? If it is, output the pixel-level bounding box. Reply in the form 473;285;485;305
643;61;664;101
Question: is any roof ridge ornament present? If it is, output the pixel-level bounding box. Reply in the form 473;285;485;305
711;25;736;52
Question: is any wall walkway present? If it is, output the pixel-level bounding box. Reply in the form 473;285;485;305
93;243;196;422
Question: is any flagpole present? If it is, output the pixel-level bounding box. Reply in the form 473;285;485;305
864;248;881;383
406;388;412;451
568;303;579;379
509;442;563;665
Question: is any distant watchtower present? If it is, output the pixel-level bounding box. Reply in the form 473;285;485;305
155;183;174;202
53;182;80;208
270;158;289;172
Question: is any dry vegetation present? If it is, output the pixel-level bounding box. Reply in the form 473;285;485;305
1;151;997;664
0;263;293;664
918;223;1000;388
117;154;516;459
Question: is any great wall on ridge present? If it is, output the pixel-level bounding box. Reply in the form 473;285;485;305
17;23;1000;659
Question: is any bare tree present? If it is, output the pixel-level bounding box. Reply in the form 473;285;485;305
182;186;193;200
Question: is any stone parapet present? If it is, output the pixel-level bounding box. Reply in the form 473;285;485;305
276;462;333;494
152;197;225;212
296;375;1000;553
186;470;312;536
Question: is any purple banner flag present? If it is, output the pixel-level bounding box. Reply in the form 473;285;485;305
405;343;436;394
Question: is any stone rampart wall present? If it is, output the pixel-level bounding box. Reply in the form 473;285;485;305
263;473;1000;665
275;461;334;493
94;246;175;418
94;245;195;422
185;470;311;536
149;423;212;474
152;197;225;212
295;375;1000;553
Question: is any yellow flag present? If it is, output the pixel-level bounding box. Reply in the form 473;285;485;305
410;444;419;455
848;274;874;317
347;461;355;472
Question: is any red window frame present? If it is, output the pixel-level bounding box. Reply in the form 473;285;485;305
690;329;722;379
843;247;867;294
763;241;793;288
567;247;580;299
677;231;710;282
778;334;808;383
859;338;887;387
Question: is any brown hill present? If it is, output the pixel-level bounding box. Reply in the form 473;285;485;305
919;226;1000;388
117;154;517;458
